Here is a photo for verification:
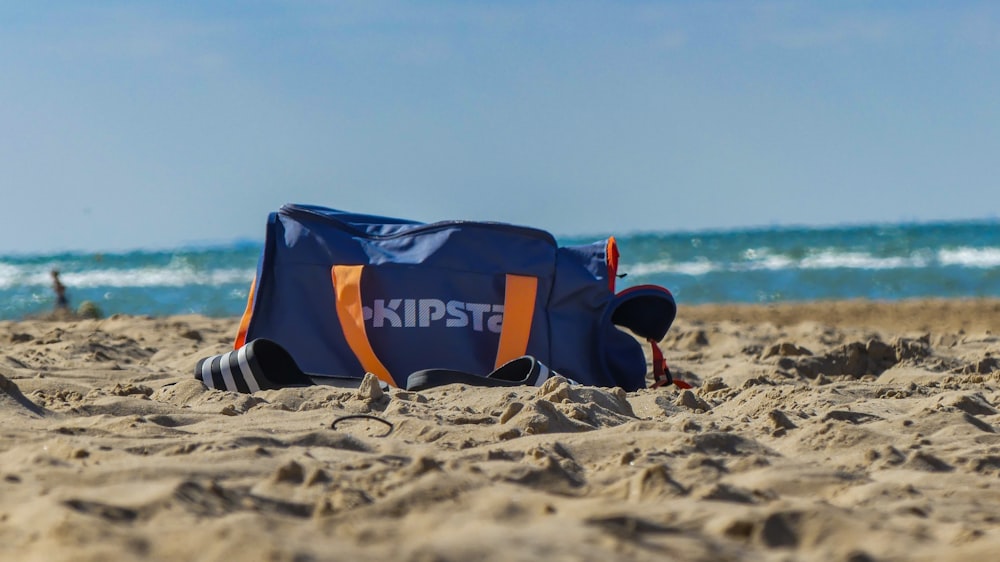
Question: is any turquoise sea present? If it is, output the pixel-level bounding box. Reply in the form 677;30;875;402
2;219;999;321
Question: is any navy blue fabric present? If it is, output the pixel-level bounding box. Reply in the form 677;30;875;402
609;286;678;341
241;204;675;390
548;241;612;385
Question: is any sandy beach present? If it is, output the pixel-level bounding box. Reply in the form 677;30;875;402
2;299;999;561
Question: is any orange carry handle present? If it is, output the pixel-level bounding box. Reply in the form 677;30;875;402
331;265;395;387
233;276;257;350
494;274;538;369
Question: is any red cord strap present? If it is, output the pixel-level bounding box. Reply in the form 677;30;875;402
648;338;691;389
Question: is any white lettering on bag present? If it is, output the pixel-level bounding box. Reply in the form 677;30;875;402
362;299;504;333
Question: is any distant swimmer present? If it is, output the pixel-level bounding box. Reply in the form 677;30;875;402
51;270;69;310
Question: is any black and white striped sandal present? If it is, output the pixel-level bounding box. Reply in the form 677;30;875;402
195;338;374;392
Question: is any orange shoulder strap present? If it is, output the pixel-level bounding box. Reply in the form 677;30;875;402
494;274;538;368
331;265;396;388
233;276;257;349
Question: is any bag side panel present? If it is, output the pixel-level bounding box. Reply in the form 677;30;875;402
598;286;678;391
549;240;675;391
548;241;620;386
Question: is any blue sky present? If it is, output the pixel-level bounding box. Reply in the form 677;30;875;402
2;1;998;254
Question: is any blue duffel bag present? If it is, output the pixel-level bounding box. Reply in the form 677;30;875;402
231;204;681;391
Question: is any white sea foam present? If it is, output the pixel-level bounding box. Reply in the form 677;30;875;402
800;250;928;270
742;248;797;271
755;255;798;270
624;259;717;276
938;247;1000;268
0;264;23;290
623;249;943;277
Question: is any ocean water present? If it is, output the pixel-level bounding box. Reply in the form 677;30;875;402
2;220;998;321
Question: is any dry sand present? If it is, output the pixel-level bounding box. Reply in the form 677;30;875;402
1;299;999;561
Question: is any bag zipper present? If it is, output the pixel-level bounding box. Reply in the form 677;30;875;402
280;204;557;245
